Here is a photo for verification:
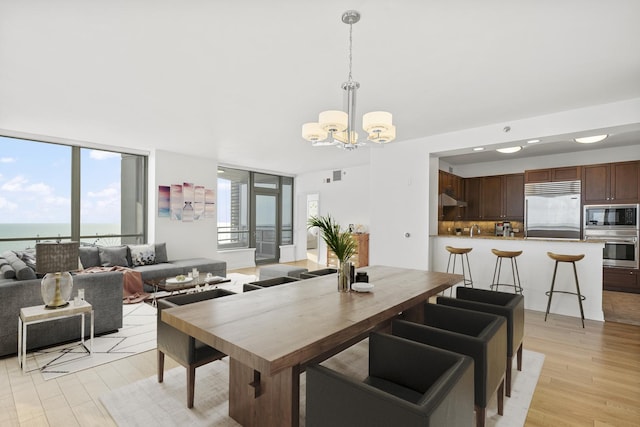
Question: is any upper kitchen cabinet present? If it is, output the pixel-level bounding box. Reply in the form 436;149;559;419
582;161;639;204
525;166;582;183
439;170;465;220
464;177;482;220
479;173;524;220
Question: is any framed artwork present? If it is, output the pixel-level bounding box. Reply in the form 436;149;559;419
159;182;215;222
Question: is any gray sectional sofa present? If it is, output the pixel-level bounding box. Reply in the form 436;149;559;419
0;243;226;358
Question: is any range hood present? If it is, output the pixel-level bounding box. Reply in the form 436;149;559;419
439;193;467;208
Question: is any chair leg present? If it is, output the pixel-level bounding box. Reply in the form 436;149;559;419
475;405;486;427
517;343;523;371
572;261;586;328
497;379;504;416
513;257;523;294
545;261;559;322
491;257;501;291
506;357;512;397
158;350;165;383
464;253;474;288
187;365;196;408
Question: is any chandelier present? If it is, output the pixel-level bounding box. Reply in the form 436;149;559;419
302;10;396;150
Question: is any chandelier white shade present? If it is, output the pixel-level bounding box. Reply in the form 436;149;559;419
302;10;395;150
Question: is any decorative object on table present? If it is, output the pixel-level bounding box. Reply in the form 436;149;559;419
301;10;396;149
36;241;80;309
308;214;357;292
355;271;369;283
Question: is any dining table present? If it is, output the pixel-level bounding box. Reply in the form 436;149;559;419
161;265;463;427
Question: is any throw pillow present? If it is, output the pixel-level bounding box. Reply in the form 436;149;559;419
154;242;168;263
6;254;36;280
129;244;156;266
79;246;101;269
1;261;16;279
98;246;129;267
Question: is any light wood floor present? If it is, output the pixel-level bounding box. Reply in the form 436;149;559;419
1;261;638;426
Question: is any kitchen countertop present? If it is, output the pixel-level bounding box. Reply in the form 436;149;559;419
433;234;603;243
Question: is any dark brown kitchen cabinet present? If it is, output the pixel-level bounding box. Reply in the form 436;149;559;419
478;173;524;220
583;161;639;204
525;166;582;183
464;177;482;220
439;170;464;220
603;267;639;293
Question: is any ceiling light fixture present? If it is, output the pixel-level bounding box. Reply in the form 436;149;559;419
473;147;485;151
527;139;540;144
301;10;395;150
574;134;608;144
496;146;522;154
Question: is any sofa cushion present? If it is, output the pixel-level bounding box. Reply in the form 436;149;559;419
98;246;129;267
79;246;101;269
129;244;156;266
1;262;16;279
154;243;168;264
2;251;36;280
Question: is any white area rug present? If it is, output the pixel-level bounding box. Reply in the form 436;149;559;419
101;340;544;427
25;303;157;381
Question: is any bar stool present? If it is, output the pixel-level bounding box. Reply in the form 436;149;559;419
490;249;523;294
545;252;586;328
445;246;474;296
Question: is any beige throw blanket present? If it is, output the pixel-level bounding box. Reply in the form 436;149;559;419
80;266;150;304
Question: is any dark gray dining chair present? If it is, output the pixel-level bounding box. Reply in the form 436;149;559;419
242;275;300;292
157;288;235;408
393;303;507;427
438;287;524;397
306;332;474;427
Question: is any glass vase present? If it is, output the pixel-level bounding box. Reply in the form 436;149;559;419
338;260;352;292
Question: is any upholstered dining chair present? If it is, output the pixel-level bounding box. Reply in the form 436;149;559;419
299;268;338;279
438;287;524;397
306;332;474;427
392;303;507;427
157;288;235;408
242;275;300;292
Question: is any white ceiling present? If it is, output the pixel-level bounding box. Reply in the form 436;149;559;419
1;1;639;174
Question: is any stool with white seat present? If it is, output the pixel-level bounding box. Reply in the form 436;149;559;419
490;249;523;294
545;252;586;328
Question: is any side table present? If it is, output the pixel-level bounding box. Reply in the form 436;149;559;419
18;301;94;373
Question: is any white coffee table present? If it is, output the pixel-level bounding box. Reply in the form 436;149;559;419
18;301;94;372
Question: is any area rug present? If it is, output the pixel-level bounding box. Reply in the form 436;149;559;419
101;341;545;427
25;303;157;380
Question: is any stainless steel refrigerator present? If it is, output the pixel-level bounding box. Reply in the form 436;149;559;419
524;180;582;239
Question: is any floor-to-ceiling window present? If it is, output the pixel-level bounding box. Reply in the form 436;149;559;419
0;135;147;252
217;166;293;264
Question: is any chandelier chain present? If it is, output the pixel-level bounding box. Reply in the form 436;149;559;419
347;22;353;82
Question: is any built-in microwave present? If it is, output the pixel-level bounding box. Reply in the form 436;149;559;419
584;204;639;229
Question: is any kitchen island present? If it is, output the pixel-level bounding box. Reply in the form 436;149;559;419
430;235;605;321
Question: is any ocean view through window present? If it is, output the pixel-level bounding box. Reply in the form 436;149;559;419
0;135;147;253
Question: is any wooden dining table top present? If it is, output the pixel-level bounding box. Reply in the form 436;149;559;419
161;265;462;376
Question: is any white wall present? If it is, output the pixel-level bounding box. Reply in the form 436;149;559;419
295;165;370;265
152;149;219;261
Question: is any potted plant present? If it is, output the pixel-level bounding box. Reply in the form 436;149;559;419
308;214;357;292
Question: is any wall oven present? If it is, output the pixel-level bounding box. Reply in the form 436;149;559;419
584;204;639;269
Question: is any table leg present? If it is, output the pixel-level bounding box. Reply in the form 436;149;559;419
90;310;94;354
229;358;300;427
17;317;22;371
81;313;85;348
22;319;27;372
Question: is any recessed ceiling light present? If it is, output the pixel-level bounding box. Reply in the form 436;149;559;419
473;147;485;151
496;146;522;154
527;139;540;144
574;134;608;144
